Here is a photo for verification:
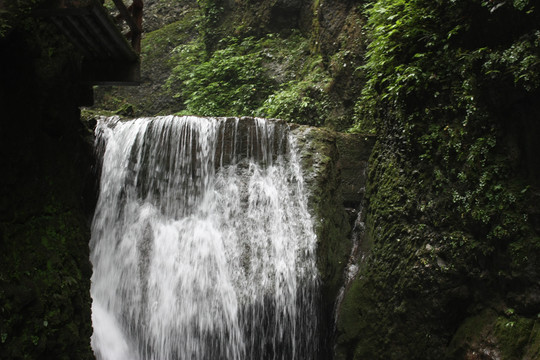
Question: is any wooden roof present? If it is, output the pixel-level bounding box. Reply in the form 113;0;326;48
35;0;142;85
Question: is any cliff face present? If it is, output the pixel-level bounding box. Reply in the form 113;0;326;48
334;1;540;359
0;17;95;359
291;125;375;356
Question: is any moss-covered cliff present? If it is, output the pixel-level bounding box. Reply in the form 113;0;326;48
335;0;540;359
291;125;375;356
0;7;95;359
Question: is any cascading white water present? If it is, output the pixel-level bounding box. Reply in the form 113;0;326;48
90;115;320;360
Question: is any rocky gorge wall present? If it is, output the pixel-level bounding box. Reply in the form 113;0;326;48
292;125;375;355
0;8;374;358
97;1;540;359
333;1;540;359
1;0;375;358
0;12;96;359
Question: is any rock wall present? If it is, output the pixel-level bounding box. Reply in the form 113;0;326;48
334;1;540;359
1;1;374;358
0;18;95;360
292;125;375;356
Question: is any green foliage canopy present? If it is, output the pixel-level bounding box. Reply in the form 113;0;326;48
167;32;333;126
355;0;540;253
167;36;274;117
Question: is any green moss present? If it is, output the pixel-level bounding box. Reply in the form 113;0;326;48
449;309;540;359
335;277;374;359
142;12;202;65
495;315;534;359
335;0;540;358
524;321;540;359
293;126;352;308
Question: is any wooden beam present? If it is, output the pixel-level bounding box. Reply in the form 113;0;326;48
33;0;141;84
110;0;141;34
79;13;121;58
49;16;93;58
82;59;141;85
64;14;106;57
91;4;138;61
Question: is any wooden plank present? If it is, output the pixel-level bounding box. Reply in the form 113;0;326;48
33;0;141;84
64;15;105;57
91;5;137;61
79;13;121;58
110;0;141;36
49;17;93;58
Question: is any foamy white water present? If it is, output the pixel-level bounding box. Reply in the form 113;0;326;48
90;116;319;360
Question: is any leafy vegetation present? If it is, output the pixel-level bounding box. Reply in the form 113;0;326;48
256;53;331;126
357;0;540;264
89;0;368;128
0;0;45;38
166;30;335;125
167;36;274;117
336;0;540;358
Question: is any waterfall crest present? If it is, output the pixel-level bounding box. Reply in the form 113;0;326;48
90;116;320;360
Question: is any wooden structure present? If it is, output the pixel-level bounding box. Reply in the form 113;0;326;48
36;0;143;85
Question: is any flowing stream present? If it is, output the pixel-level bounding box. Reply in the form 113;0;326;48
90;116;320;360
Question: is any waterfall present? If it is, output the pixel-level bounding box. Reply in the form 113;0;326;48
89;115;320;360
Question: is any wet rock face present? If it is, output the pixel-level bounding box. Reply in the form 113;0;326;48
336;134;376;207
267;0;303;32
290;125;374;356
211;117;291;167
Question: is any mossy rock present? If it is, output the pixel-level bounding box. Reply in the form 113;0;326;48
1;18;95;359
449;308;540;359
291;125;374;355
